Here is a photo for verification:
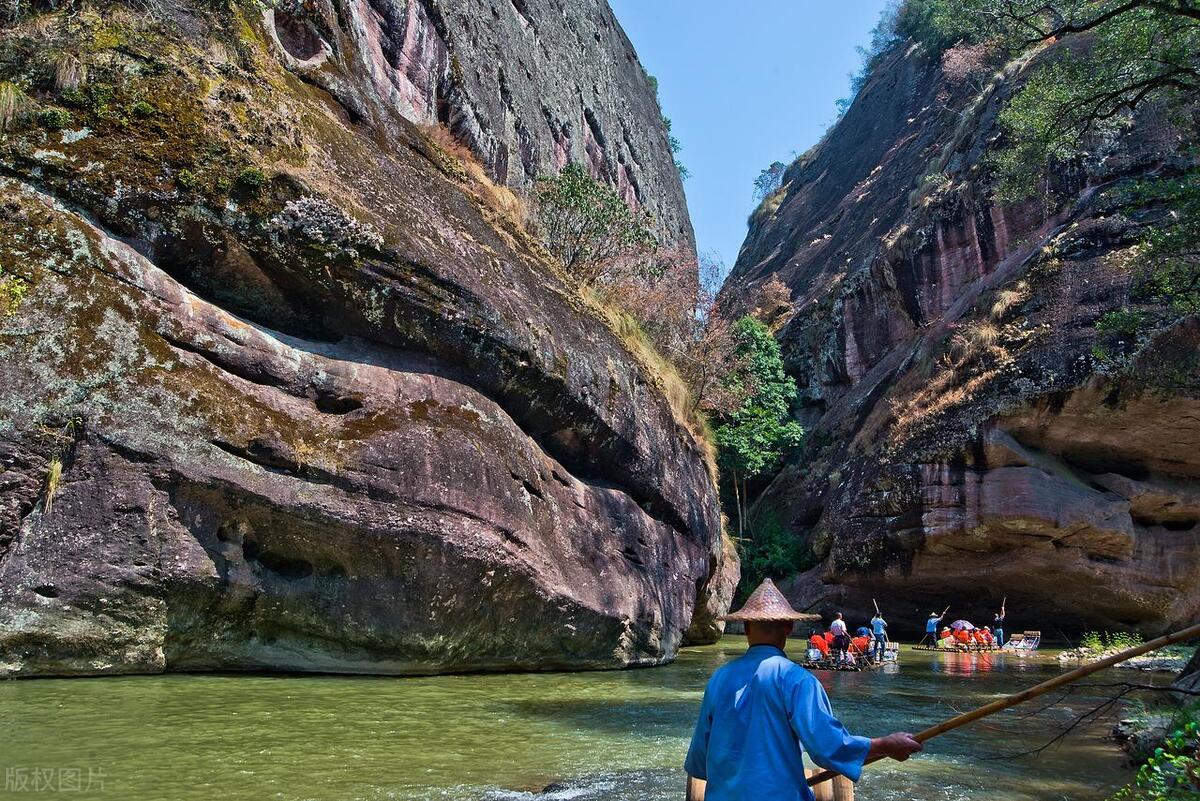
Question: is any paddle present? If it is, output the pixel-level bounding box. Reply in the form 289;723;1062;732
806;620;1200;789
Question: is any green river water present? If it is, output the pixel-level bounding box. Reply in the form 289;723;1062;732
0;638;1153;801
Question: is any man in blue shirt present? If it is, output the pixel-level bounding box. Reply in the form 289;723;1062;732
923;612;943;645
870;613;888;662
685;579;922;800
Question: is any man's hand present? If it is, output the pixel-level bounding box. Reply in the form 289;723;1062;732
868;732;923;762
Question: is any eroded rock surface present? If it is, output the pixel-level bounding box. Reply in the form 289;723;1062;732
725;41;1200;634
262;0;693;247
0;0;723;677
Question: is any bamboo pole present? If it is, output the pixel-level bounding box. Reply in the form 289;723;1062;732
807;621;1200;789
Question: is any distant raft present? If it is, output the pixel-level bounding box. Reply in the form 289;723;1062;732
910;631;1041;653
1002;631;1042;651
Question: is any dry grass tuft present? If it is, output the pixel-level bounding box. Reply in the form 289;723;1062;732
53;53;86;90
43;457;62;514
581;286;718;481
0;82;23;131
420;123;530;238
949;321;1000;363
749;184;788;226
989;283;1026;320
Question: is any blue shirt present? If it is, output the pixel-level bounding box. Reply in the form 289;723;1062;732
925;617;940;634
871;617;886;637
684;644;871;801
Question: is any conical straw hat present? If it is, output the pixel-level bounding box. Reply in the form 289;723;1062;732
720;578;821;622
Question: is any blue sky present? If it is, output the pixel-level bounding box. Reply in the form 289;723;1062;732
609;0;891;276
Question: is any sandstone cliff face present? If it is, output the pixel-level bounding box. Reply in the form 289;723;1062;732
724;42;1200;634
0;0;723;677
263;0;693;248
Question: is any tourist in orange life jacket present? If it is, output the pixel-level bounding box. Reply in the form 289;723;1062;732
809;630;830;657
850;634;871;657
981;627;995;646
954;628;971;645
972;629;987;647
938;628;956;648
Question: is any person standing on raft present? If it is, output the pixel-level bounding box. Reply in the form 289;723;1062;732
870;611;888;662
922;611;942;645
684;579;922;800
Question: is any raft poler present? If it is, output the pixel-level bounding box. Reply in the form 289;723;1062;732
923;611;943;645
684;579;922;801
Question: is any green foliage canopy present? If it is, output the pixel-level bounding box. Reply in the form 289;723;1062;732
715;316;805;481
753;161;787;201
735;510;815;600
533;163;657;285
894;1;1200;200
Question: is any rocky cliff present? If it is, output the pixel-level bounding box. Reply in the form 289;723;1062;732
0;0;724;677
264;0;693;247
724;41;1200;634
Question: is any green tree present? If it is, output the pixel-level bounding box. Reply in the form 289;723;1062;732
533;163;657;285
894;1;1200;200
736;510;813;600
715;316;805;538
753;161;787;201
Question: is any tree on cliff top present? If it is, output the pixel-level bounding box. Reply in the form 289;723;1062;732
753;161;787;201
715;316;804;538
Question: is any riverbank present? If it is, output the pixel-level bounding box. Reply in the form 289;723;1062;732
0;638;1165;800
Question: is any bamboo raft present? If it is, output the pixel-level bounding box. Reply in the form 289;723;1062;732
805;656;886;672
911;631;1039;653
805;642;899;671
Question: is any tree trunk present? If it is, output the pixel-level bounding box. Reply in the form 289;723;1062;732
732;468;743;538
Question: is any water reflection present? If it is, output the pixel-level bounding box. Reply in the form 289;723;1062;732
928;650;999;675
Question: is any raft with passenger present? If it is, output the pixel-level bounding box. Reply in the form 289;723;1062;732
911;619;1004;652
804;644;899;671
804;624;900;671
